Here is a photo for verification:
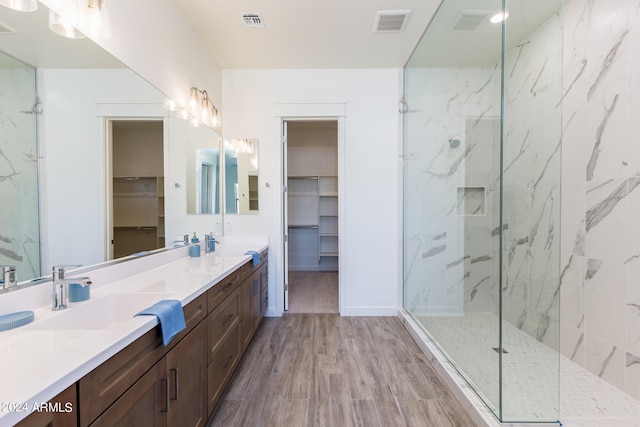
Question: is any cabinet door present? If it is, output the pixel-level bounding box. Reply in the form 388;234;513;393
240;277;253;354
251;272;263;331
167;321;207;427
90;359;167;427
15;385;77;427
261;262;269;315
207;324;241;415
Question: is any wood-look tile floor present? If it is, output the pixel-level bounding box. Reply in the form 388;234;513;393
288;271;339;314
207;314;477;427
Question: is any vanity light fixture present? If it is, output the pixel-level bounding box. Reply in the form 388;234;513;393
0;0;37;12
490;11;508;24
189;86;220;128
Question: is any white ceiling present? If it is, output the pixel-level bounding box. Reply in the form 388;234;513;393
172;0;443;69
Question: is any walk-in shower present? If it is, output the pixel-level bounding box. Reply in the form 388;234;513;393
402;0;563;422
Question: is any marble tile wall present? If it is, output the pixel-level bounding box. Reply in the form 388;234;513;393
501;7;564;352
0;66;40;283
403;66;501;316
560;0;640;400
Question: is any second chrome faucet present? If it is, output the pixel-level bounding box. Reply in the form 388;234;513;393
51;265;92;311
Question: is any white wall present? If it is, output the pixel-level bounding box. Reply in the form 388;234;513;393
221;68;402;316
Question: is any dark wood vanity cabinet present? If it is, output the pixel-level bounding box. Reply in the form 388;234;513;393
67;249;268;427
14;385;77;427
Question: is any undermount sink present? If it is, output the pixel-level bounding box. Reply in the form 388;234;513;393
24;293;173;331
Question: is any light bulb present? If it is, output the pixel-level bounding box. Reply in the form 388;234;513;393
177;108;190;120
162;98;179;111
190;117;200;127
188;88;199;110
210;109;220;127
49;10;85;39
490;12;508;24
81;0;111;38
200;100;211;122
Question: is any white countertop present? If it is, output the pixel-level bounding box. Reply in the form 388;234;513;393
0;237;268;427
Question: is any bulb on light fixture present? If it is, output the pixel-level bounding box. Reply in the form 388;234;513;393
49;9;86;39
210;108;220;127
490;12;508;24
190;117;201;128
176;108;191;120
188;87;199;110
78;0;112;38
162;98;179;111
0;0;37;12
200;99;211;122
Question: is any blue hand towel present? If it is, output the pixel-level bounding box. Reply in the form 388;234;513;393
136;300;186;346
245;250;259;267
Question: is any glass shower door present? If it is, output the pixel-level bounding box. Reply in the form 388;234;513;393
403;0;504;415
403;0;563;422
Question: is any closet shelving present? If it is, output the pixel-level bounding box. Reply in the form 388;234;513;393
287;176;338;269
112;176;164;258
318;176;338;257
248;175;259;211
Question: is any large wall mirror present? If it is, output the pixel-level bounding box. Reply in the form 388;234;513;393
0;4;223;284
224;139;259;214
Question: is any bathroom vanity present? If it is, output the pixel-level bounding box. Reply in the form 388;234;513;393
0;238;268;427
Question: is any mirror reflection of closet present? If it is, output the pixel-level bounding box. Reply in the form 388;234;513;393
109;120;165;259
224;139;259;214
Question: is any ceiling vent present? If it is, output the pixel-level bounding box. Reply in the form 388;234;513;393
451;10;490;31
373;10;411;32
0;20;17;35
240;13;264;28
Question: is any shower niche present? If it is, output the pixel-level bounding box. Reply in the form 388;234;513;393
456;187;486;216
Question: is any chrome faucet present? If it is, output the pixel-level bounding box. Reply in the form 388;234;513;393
0;265;17;289
52;265;92;311
172;234;190;247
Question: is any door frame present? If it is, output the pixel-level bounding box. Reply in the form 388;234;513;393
279;105;346;314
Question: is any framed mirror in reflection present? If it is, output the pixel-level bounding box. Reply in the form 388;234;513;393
224;139;259;214
187;133;221;215
0;4;224;285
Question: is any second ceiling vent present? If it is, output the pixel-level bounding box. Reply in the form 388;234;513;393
374;10;411;32
240;13;264;28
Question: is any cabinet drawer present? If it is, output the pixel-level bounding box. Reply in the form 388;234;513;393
259;250;268;266
89;359;167;427
79;296;202;426
208;289;240;362
16;384;77;427
207;324;241;414
80;327;165;426
171;293;207;343
237;260;254;282
207;271;240;312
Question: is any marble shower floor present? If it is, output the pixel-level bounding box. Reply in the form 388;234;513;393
416;312;640;426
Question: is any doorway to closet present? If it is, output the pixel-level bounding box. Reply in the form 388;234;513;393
284;120;339;313
106;119;165;260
